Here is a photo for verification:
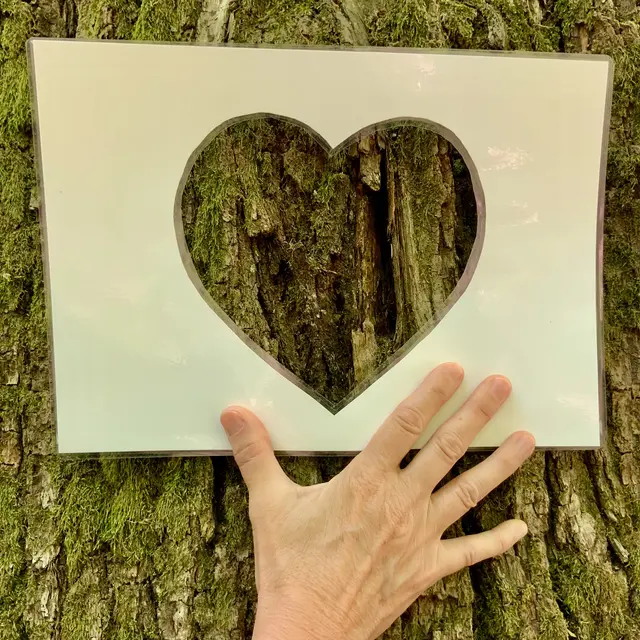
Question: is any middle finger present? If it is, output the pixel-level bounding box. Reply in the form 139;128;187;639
403;375;512;492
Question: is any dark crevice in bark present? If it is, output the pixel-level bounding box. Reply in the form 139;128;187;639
468;563;486;640
542;453;573;634
146;575;160;626
211;460;227;548
451;148;477;269
461;467;489;639
63;0;78;38
368;145;397;340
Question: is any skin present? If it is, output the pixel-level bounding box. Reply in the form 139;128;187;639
220;362;536;640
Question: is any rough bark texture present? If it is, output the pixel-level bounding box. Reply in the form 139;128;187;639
1;1;640;639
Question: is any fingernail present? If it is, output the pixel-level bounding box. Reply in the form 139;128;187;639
220;410;245;437
490;376;511;401
515;432;536;456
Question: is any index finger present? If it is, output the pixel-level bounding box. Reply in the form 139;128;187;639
357;362;464;471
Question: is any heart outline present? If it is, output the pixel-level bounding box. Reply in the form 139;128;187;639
174;114;486;415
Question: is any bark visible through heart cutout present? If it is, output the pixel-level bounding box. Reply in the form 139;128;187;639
180;117;478;410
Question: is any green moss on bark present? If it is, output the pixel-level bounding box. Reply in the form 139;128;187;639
0;471;25;640
76;0;140;39
133;0;202;41
229;0;344;45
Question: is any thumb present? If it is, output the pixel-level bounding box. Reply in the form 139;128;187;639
220;406;288;493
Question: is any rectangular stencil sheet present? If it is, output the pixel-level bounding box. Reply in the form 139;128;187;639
29;40;613;455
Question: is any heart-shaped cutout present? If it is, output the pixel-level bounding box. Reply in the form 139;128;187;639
179;116;480;412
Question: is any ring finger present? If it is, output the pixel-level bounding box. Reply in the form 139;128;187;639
430;431;535;533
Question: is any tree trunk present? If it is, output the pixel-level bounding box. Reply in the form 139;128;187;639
1;1;640;639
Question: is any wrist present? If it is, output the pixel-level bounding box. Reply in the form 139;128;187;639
253;595;343;640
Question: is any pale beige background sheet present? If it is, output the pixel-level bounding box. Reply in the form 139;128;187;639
29;41;612;454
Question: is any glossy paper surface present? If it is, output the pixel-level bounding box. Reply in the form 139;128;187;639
29;40;612;455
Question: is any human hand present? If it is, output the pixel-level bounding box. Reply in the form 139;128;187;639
220;363;535;640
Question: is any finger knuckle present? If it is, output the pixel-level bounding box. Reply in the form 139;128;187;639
464;546;479;568
393;405;427;438
430;383;450;401
455;479;480;511
474;401;494;421
494;450;516;476
234;438;264;469
433;430;466;465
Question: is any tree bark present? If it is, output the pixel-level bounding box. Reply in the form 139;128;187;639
1;1;640;639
